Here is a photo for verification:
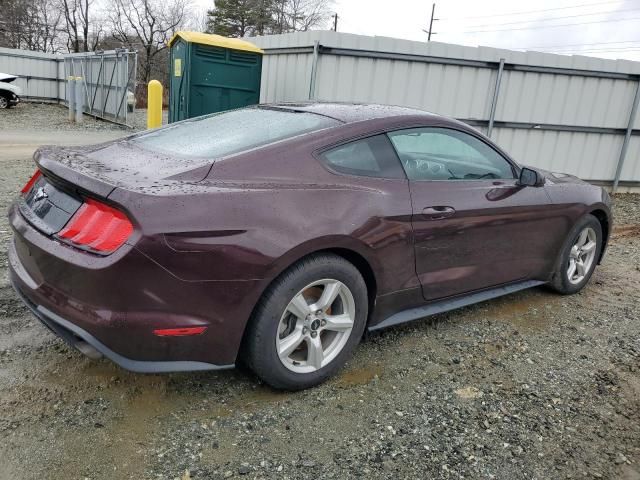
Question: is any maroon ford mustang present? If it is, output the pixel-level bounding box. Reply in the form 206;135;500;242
8;103;611;390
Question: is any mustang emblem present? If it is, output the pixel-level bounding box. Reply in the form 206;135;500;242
33;187;48;203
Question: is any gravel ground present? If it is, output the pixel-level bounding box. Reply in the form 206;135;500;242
0;102;166;132
0;110;639;479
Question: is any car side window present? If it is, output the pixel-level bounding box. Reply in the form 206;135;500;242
387;127;516;181
319;134;406;179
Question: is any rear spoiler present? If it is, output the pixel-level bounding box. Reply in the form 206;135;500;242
35;146;116;199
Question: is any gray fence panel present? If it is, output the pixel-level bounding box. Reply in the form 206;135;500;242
0;47;136;126
250;31;640;186
0;47;61;101
623;138;640;181
65;50;137;126
491;128;623;181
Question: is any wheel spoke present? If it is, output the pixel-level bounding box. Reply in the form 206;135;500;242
276;277;356;374
323;313;353;332
576;229;589;247
570;245;580;260
581;241;596;254
287;294;311;319
306;336;324;369
313;281;341;312
567;259;577;280
277;326;304;359
575;259;586;277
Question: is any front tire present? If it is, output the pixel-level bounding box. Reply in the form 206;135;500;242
550;214;602;295
243;254;368;390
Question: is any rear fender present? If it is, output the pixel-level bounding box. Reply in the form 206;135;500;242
262;235;382;289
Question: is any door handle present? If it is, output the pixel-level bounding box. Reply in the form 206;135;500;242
422;206;456;220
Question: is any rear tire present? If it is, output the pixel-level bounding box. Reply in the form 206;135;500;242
243;254;368;390
0;94;9;109
549;214;602;295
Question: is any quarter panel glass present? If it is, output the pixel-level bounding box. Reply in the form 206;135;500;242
319;134;406;179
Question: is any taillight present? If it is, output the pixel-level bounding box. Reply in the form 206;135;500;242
21;170;42;194
57;198;133;254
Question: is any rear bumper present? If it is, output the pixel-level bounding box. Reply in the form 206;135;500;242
7;201;263;370
10;276;231;373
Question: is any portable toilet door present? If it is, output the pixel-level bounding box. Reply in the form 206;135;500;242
168;31;263;123
169;36;189;122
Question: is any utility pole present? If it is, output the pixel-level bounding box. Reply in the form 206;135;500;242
333;13;338;32
423;3;438;41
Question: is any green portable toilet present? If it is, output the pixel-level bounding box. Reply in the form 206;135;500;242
168;31;263;123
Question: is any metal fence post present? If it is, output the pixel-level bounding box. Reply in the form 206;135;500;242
308;40;320;100
75;77;83;123
487;58;505;138
613;79;640;193
68;75;76;122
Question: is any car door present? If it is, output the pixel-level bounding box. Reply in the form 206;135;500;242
387;126;556;301
316;133;420;313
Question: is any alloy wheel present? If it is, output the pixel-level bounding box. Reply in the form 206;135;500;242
567;227;597;285
276;279;355;373
0;96;8;109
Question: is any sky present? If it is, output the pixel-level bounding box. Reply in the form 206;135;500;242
193;0;640;61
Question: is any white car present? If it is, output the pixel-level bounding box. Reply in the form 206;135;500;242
0;73;21;109
127;90;135;112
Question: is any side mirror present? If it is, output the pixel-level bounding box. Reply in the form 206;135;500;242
518;167;545;187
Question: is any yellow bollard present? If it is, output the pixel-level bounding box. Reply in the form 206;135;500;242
147;80;163;129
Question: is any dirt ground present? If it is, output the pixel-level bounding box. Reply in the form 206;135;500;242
0;105;639;480
0;102;167;132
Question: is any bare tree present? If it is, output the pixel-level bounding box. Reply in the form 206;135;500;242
58;0;101;52
273;0;332;34
34;0;63;52
109;0;190;96
0;0;27;49
286;0;332;31
191;8;209;33
0;0;62;52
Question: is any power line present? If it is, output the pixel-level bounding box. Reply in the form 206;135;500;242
461;14;640;34
440;0;633;21
525;46;640;53
513;39;640;49
507;44;640;55
526;46;640;53
460;6;640;29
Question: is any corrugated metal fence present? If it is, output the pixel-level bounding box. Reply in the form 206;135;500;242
65;50;137;125
0;47;136;126
250;31;640;189
0;47;64;101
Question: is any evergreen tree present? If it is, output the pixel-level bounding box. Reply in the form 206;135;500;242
206;0;273;38
206;0;331;38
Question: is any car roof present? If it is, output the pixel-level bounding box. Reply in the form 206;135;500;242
261;102;439;124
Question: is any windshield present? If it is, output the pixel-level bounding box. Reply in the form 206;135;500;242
131;107;340;158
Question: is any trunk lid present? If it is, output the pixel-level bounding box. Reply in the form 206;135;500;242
18;172;83;236
23;141;212;236
36;141;213;195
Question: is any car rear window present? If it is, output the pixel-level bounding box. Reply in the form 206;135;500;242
130;107;340;158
